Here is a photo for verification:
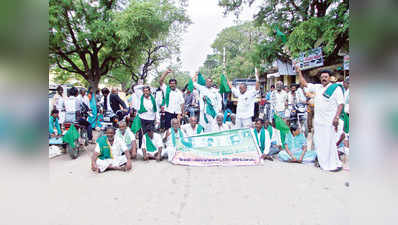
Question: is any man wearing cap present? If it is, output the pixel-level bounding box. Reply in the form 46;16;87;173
297;66;344;171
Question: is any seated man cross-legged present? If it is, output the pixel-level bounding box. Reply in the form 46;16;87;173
91;127;132;173
115;121;137;159
163;118;185;161
139;126;164;161
278;124;316;163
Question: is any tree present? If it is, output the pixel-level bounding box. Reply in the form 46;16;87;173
218;0;349;66
199;22;267;81
49;0;189;92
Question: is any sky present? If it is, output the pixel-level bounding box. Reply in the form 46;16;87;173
177;0;259;75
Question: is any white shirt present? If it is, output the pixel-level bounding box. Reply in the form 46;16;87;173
138;96;156;121
271;90;288;112
231;87;258;119
287;90;306;105
181;123;201;136
142;132;163;151
65;96;78;112
164;128;183;148
193;82;222;114
268;126;282;146
95;137;128;158
115;128;136;146
305;83;344;126
161;84;184;114
211;123;229;132
52;93;65;111
252;128;271;155
79;95;90;109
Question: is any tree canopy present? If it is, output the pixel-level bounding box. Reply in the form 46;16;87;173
218;0;349;66
49;0;190;91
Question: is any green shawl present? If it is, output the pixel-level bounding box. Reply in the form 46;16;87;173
130;116;142;134
162;85;171;107
323;83;349;133
267;125;273;139
62;124;79;148
203;96;216;123
219;74;231;94
145;133;157;152
254;127;266;153
96;136;113;160
196;124;204;134
138;94;157;114
171;128;184;147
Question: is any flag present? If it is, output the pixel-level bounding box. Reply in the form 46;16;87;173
187;78;194;92
219;74;231;94
274;114;290;146
62;124;80;148
273;25;287;43
130;116;142;134
198;72;206;86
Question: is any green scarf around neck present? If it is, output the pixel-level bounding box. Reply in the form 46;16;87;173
145;133;157;152
254;127;266;153
138;94;157;114
96;136;113;160
196;124;204;134
171;128;184;147
203;96;216;123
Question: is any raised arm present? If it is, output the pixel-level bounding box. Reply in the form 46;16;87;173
159;68;172;87
295;65;308;88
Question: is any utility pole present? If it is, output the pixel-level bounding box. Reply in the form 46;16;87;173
223;47;226;74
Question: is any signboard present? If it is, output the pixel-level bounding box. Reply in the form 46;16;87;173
344;55;350;70
292;47;324;70
170;128;262;166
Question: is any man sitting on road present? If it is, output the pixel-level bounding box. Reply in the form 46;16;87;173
253;118;271;160
49;109;62;138
115;121;137;160
264;119;282;157
181;116;204;136
91;127;132;173
212;114;229;132
163;118;184;161
278;124;316;163
139;126;164;161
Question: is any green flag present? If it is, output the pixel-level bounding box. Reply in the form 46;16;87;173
187;78;194;92
198;72;206;86
273;25;287;43
62;124;80;148
130;116;142;134
274;114;290;146
219;74;231;94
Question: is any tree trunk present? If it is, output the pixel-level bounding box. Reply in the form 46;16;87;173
88;78;100;94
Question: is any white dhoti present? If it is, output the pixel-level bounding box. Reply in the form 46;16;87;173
313;124;342;170
96;155;128;173
137;148;167;158
236;117;252;129
165;146;177;162
58;111;65;124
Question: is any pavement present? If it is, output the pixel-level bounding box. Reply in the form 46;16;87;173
49;130;349;225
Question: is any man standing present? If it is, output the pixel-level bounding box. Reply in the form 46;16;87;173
297;66;344;171
163;118;184;161
51;85;66;124
109;87;128;114
137;86;158;148
91;127;132;173
159;69;185;130
226;71;260;129
193;73;222;132
270;81;288;122
181;116;204;136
